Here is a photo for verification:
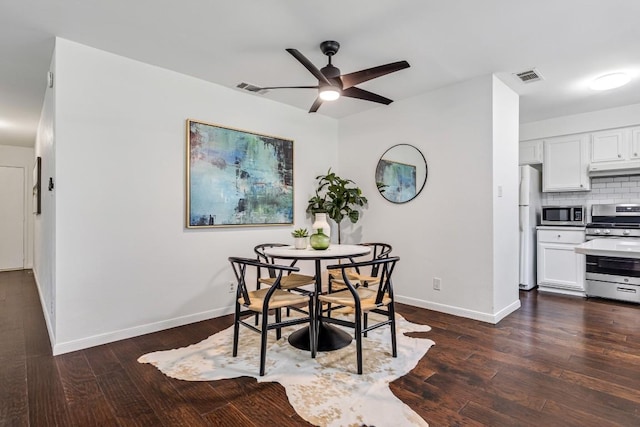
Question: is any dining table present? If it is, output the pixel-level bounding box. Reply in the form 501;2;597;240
263;243;371;352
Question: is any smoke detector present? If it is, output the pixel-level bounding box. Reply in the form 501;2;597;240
513;68;544;84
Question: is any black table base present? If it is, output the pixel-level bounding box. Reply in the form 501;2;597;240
288;323;352;352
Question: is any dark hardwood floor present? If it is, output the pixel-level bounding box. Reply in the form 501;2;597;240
2;269;640;426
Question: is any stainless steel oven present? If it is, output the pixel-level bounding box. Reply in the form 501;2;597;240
585;203;640;303
585;255;640;303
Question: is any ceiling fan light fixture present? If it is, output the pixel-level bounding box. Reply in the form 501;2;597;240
590;72;631;91
319;86;341;101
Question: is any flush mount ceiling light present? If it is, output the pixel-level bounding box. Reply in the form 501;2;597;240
318;85;340;101
590;72;631;91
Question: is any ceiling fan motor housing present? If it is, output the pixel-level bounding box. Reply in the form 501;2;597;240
320;40;340;56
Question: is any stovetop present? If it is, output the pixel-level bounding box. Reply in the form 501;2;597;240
587;223;640;228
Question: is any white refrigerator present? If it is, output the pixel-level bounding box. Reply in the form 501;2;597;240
519;165;541;290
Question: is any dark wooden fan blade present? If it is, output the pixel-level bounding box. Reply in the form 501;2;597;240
309;97;323;113
260;85;319;90
341;87;393;105
340;60;410;89
286;48;331;85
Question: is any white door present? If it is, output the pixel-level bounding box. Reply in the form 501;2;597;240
0;166;25;271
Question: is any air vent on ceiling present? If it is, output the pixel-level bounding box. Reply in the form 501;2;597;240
236;82;269;95
514;68;544;84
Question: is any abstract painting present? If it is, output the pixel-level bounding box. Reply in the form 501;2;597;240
186;120;294;228
375;159;416;203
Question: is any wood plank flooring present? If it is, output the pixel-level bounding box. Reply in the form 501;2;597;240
1;269;639;426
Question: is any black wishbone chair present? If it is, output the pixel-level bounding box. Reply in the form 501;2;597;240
254;243;316;292
317;256;400;374
254;243;316;321
327;243;392;290
229;257;316;376
326;243;392;323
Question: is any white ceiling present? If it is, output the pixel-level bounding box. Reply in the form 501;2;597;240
2;0;640;148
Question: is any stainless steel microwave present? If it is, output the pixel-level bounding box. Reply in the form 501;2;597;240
541;205;586;226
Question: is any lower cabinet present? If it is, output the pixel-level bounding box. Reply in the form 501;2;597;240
537;228;585;295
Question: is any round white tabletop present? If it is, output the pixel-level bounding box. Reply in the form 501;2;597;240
263;244;371;260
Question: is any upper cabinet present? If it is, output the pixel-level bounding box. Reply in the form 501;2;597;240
543;134;590;192
590;128;628;163
519;139;543;165
631;126;640;159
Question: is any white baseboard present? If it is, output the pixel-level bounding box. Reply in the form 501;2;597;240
396;295;521;324
52;305;235;355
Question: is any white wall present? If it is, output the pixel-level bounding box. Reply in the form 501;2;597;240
339;74;520;322
48;39;339;353
0;144;35;269
520;102;640;141
491;76;520;318
34;50;56;341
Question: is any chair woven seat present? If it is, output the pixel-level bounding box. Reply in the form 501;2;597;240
242;288;310;311
258;273;315;289
326;268;380;289
319;288;391;311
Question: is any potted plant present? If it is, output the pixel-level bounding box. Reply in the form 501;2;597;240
306;169;368;244
291;228;309;249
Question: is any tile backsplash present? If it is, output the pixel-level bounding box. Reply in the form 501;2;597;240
542;176;640;221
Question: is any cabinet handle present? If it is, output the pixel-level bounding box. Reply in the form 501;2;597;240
635;153;638;156
580;184;584;188
557;234;561;238
618;154;622;158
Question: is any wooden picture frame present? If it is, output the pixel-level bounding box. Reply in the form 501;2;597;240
186;119;294;228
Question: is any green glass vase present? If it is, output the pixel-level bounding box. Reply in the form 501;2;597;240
309;228;330;250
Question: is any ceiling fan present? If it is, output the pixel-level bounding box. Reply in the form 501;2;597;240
260;40;410;113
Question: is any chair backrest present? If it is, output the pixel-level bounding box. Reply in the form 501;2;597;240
254;243;294;279
353;243;393;277
228;256;299;305
361;243;393;260
327;256;400;304
254;243;288;263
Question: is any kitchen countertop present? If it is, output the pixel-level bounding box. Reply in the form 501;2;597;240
536;225;586;231
575;238;640;259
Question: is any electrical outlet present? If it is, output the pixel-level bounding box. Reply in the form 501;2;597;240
433;277;441;291
228;281;236;293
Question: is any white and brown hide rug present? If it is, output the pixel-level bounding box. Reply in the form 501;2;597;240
138;313;435;427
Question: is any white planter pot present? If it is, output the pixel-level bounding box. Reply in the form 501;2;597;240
293;237;307;250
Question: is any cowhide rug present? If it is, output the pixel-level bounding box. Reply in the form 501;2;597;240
138;312;434;427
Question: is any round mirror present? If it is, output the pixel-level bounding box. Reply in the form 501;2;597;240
375;144;427;204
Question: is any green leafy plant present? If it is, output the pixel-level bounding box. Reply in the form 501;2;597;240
291;228;309;238
306;169;368;244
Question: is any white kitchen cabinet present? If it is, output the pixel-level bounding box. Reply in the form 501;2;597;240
519;139;543;165
537;227;585;295
543;134;590;192
630;126;640;159
590;128;628;163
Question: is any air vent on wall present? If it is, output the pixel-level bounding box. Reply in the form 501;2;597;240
514;68;544;84
236;82;269;95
